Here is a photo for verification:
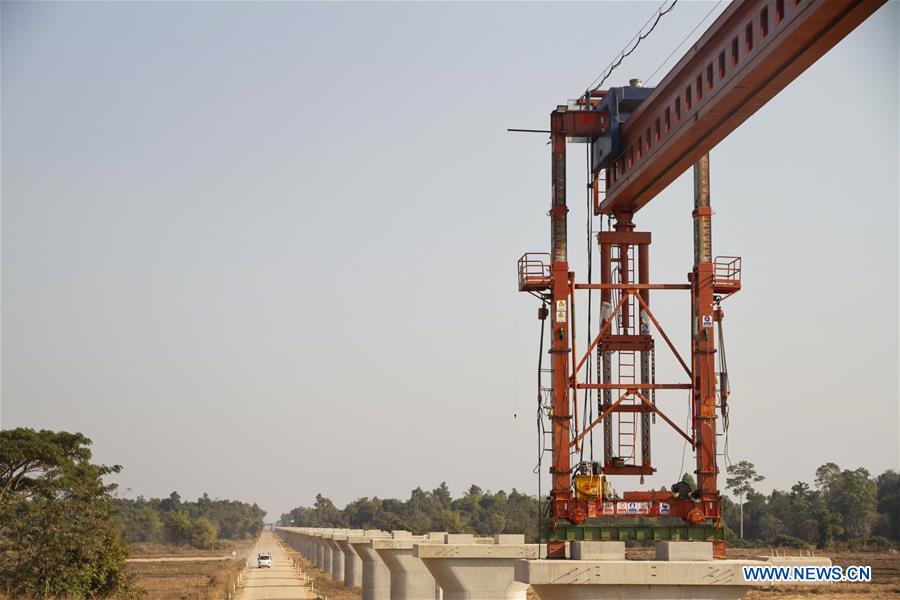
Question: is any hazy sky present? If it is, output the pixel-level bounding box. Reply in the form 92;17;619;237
2;1;898;521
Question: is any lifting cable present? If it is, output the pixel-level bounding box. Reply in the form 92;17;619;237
579;140;595;466
717;317;732;468
535;303;548;541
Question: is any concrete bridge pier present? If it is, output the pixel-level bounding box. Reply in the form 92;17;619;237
305;530;316;561
323;533;335;575
334;529;366;588
416;534;539;600
326;534;345;582
313;529;331;573
316;531;328;570
374;531;443;600
351;530;395;600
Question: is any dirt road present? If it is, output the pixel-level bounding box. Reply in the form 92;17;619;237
239;530;312;600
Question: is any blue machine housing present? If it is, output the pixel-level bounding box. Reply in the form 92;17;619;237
591;82;655;173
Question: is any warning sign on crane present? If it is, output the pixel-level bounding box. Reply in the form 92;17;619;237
555;300;567;323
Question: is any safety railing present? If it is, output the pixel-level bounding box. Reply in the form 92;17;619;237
518;253;552;292
713;256;742;293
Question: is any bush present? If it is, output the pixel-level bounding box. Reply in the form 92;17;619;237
848;536;896;549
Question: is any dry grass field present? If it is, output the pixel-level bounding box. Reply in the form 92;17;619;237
737;548;900;600
125;541;255;599
126;559;244;600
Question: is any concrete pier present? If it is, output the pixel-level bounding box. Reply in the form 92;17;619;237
316;535;326;569
323;535;334;573
373;533;443;600
416;535;539;600
326;535;345;582
335;530;366;588
277;528;833;600
351;531;394;600
305;530;316;561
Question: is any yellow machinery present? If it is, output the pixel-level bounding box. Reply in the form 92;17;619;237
574;473;610;499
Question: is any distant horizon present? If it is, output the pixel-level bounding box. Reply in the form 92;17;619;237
98;445;895;520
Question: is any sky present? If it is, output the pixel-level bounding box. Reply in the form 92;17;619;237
2;1;898;522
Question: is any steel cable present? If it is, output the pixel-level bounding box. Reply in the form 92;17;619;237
582;0;679;98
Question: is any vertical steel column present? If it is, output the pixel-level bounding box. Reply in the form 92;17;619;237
549;124;572;525
638;243;651;472
614;213;634;333
692;154;718;509
599;241;613;466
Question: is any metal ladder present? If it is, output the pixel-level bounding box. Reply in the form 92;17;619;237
613;244;638;464
617;350;637;463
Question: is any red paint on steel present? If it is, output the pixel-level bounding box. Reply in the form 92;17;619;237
600;0;886;214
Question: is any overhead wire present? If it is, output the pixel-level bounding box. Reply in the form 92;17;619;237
590;1;724;179
644;0;725;86
583;0;679;98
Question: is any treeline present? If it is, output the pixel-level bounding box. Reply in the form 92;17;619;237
282;463;900;549
721;462;899;548
281;484;539;541
113;492;266;549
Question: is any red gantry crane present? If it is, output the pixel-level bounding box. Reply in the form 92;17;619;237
517;0;887;558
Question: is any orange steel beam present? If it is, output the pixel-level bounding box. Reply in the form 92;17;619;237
634;291;692;377
571;391;632;448
599;0;887;214
635;391;694;446
572;291;628;375
576;383;692;390
574;283;691;290
571;389;694;449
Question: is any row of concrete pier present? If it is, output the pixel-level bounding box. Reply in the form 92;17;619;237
276;527;827;600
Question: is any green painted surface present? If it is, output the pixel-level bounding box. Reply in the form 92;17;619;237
548;524;724;542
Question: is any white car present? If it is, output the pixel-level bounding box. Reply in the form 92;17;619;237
257;553;272;568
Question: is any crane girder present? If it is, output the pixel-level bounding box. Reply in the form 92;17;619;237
598;0;886;215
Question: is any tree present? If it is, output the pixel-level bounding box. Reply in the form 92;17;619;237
159;490;182;512
726;460;765;539
820;466;877;540
815;463;841;492
0;428;138;598
189;517;218;549
115;502;162;543
875;470;900;540
162;510;194;545
116;493;264;546
433;482;452;510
